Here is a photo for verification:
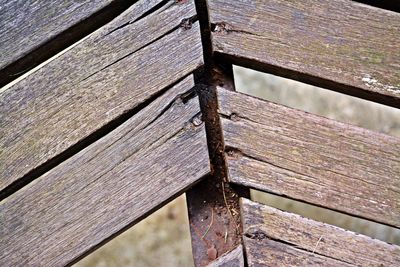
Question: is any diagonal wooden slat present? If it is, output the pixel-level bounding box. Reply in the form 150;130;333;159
0;75;210;267
0;0;202;196
0;0;164;86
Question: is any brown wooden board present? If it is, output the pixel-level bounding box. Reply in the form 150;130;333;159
0;0;202;196
209;0;400;107
0;0;162;86
207;245;244;267
0;76;210;267
217;89;400;228
241;198;400;266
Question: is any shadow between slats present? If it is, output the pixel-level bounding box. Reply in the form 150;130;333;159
0;0;202;198
0;75;210;267
0;0;167;87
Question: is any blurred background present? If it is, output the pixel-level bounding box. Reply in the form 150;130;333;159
74;66;400;267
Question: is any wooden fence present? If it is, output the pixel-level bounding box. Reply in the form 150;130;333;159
1;0;399;266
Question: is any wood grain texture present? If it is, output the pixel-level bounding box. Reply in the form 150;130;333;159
241;198;400;267
244;238;355;267
0;76;210;267
0;0;202;194
207;245;244;267
0;0;155;86
0;0;110;67
209;0;400;107
217;89;400;227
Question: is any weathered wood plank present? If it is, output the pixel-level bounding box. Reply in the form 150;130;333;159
245;238;355;267
209;0;400;107
0;0;162;86
0;76;210;267
241;198;400;267
207;245;244;267
217;89;400;227
0;0;202;195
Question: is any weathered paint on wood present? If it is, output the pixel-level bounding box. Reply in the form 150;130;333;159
0;0;156;86
0;76;210;267
241;198;400;267
209;0;400;107
207;245;244;267
0;0;202;195
217;89;400;228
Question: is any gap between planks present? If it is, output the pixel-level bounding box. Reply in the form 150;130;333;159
0;0;203;199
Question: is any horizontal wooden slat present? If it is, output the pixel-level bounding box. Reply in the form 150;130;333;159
0;0;157;86
0;0;202;195
241;198;400;267
209;0;400;107
217;88;400;227
0;76;210;266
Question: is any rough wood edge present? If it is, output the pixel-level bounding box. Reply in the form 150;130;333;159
240;198;400;266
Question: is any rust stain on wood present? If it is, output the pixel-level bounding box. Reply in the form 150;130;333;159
186;62;249;266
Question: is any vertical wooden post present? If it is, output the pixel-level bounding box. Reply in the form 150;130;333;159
187;2;249;265
186;62;249;266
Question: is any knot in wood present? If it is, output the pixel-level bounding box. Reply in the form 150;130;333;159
211;22;233;34
245;229;268;241
180;17;193;30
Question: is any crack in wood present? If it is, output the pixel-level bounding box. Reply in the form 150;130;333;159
211;22;262;37
80;18;198;84
0;0;140;87
244;233;357;266
104;0;173;37
0;74;195;201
